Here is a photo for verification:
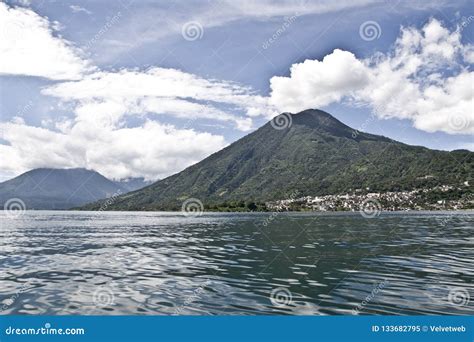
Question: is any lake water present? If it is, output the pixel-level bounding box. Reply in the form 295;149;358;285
0;211;472;315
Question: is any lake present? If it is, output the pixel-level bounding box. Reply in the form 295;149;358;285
0;211;472;315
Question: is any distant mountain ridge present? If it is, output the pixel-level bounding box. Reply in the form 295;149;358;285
114;177;153;192
0;168;151;210
82;109;473;211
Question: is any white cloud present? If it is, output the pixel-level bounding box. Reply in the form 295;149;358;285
222;0;376;18
94;0;378;60
42;67;272;131
0;2;274;180
269;49;369;112
0;120;227;181
0;1;272;179
463;46;474;64
0;61;267;179
0;2;93;80
69;5;92;15
11;0;31;6
2;6;472;183
269;19;474;135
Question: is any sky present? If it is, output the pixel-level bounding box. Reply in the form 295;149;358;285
0;0;473;182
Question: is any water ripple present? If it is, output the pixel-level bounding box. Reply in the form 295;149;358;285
0;210;472;315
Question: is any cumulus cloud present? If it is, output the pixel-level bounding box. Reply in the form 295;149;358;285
0;120;227;181
0;2;93;80
269;19;474;135
1;65;269;179
0;4;271;180
41;67;270;131
1;8;472;182
269;49;369;111
0;15;269;179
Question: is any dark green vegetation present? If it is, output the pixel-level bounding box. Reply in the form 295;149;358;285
82;109;473;211
0;168;150;209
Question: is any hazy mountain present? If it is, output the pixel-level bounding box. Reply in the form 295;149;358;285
114;177;153;192
0;168;126;210
82;109;473;211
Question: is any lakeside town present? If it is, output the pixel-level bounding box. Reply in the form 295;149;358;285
265;184;473;212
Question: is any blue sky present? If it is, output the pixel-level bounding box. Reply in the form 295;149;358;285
0;0;473;181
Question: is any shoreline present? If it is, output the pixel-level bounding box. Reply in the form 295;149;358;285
5;208;474;214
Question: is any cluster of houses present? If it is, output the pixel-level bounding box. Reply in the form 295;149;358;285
266;185;472;212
